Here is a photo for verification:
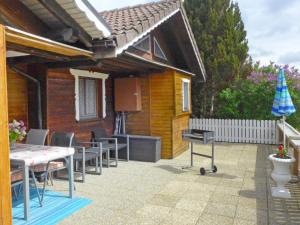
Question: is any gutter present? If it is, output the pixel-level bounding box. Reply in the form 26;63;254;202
9;66;43;129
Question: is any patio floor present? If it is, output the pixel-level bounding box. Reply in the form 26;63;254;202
47;143;300;225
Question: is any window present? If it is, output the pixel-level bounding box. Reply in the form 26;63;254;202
154;37;167;60
133;35;151;53
79;78;98;120
70;69;109;121
182;79;190;112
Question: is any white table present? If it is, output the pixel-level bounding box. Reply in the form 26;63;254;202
10;144;75;221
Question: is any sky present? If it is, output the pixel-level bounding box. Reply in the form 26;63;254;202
89;0;300;69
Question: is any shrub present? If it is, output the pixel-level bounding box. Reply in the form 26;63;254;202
216;62;300;129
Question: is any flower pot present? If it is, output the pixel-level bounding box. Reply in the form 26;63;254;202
269;154;295;198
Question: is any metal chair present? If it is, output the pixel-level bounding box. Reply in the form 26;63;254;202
11;129;48;206
10;168;42;206
33;132;74;183
36;132;74;202
50;132;74;147
72;138;108;182
92;128;129;167
26;129;49;145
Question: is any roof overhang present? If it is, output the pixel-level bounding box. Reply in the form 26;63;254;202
79;0;111;37
179;8;207;81
5;26;94;58
20;0;111;46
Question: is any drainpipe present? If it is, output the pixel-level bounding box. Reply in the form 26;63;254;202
9;66;43;129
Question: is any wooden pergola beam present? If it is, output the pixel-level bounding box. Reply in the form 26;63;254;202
5;26;94;58
46;59;100;69
6;55;88;65
0;24;12;225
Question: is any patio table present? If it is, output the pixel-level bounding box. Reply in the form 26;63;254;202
10;144;75;221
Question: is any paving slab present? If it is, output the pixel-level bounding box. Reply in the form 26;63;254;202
44;144;300;225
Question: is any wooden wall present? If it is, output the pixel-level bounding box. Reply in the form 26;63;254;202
44;68;190;159
126;76;151;135
172;115;189;157
150;69;175;159
46;69;114;142
172;71;190;156
7;67;28;125
124;69;191;159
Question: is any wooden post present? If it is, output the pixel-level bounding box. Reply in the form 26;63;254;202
0;25;12;225
293;147;299;176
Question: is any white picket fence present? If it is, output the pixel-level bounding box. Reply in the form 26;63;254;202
189;118;278;144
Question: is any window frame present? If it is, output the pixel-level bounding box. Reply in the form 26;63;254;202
133;35;151;53
153;37;167;60
70;69;109;122
182;78;190;112
78;78;98;120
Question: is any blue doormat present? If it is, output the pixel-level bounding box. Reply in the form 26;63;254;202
12;189;92;225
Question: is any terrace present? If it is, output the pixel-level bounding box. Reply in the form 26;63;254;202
1;1;300;225
38;143;300;225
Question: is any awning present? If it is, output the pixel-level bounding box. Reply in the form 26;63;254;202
5;26;94;58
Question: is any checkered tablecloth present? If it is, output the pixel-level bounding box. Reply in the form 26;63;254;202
10;144;74;166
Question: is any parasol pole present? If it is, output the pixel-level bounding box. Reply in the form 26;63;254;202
283;115;286;150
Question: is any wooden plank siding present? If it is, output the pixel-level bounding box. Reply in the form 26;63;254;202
125;70;192;159
172;72;191;157
7;67;28;126
150;69;175;159
46;69;115;142
126;76;151;135
172;115;189;157
172;72;190;156
0;24;12;225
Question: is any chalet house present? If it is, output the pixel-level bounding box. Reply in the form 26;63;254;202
0;0;207;222
2;0;206;160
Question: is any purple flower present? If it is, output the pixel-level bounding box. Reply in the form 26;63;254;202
19;120;24;127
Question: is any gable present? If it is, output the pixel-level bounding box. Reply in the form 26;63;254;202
125;16;197;75
119;9;205;80
100;3;205;80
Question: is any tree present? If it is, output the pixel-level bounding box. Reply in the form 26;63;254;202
216;62;300;129
184;0;249;117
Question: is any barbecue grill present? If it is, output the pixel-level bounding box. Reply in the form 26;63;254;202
182;129;217;175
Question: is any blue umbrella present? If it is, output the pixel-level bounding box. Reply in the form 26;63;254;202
271;68;296;148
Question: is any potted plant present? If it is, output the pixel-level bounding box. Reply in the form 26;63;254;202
269;145;295;198
9;120;27;149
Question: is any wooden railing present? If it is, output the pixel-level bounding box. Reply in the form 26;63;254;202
189;118;278;144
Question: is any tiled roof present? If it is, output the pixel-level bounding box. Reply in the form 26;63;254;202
99;0;181;47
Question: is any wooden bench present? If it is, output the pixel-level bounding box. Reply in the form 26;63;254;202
277;122;300;176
